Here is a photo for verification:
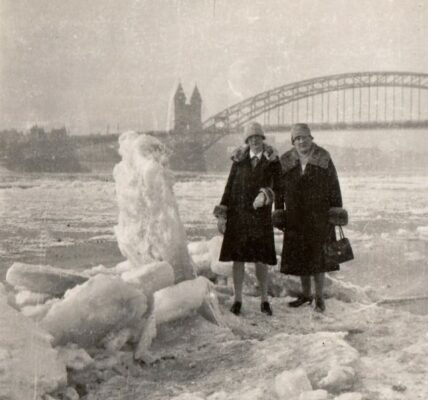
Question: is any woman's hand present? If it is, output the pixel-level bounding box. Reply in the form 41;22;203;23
253;192;266;209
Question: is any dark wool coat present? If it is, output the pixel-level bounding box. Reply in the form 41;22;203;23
218;145;281;265
276;143;343;276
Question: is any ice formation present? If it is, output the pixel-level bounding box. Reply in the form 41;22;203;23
57;343;94;371
121;260;175;296
274;368;312;399
208;236;233;277
298;390;328;400
41;274;148;347
113;131;195;283
0;290;67;399
154;276;224;326
6;262;87;296
15;289;51;307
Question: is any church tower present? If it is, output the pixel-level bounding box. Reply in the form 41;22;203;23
173;83;187;132
170;83;206;172
173;83;203;133
189;85;202;131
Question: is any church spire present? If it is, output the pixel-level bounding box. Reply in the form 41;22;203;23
190;85;202;105
174;83;186;102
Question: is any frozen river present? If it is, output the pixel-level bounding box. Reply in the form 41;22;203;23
0;168;427;312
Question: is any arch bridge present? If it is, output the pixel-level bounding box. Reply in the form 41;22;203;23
202;71;428;149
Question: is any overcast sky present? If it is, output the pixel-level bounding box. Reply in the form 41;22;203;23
1;0;427;137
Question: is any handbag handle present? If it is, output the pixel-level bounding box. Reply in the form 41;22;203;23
329;224;346;239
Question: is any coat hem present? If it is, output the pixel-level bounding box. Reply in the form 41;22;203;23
220;257;277;266
280;265;340;275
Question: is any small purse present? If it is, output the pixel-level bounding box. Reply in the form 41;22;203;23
323;226;354;265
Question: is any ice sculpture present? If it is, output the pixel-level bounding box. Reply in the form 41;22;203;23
113;131;195;283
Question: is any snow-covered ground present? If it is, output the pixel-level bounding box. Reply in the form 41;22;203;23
0;146;428;399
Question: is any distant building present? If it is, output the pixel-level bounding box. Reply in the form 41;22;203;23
173;84;202;133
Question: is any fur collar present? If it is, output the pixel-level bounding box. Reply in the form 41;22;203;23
231;143;279;163
280;143;331;172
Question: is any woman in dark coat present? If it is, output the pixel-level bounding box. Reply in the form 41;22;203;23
214;122;281;316
275;123;343;312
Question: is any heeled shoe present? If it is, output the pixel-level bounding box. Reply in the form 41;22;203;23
230;301;242;316
314;297;326;313
288;295;313;308
261;301;273;316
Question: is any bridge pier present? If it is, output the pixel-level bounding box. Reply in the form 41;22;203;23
168;132;207;172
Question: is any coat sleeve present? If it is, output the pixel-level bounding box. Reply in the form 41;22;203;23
220;161;238;208
328;159;343;208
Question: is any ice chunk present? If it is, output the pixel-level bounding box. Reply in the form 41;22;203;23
252;332;359;388
15;289;51;308
113;132;195;283
416;226;428;240
21;298;60;321
170;393;205;400
64;387;80;400
324;275;379;303
101;327;134;352
134;305;157;362
333;393;362;400
274;368;312;400
299;390;328;400
319;366;355;392
207;391;228;400
208;236;233;277
170;393;206;400
192;252;216;279
57;343;94;370
114;260;134;273
41;274;148;347
0;295;67;399
82;264;118;277
231;386;265;399
154;276;224;326
121;260;175;297
6;262;87;296
188;240;209;255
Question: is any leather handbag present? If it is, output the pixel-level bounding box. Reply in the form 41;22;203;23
323;226;354;265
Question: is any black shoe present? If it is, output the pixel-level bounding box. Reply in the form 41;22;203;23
230;301;242;316
288;295;313;308
261;301;273;316
314;297;326;313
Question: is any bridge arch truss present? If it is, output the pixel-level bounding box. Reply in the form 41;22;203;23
203;71;428;133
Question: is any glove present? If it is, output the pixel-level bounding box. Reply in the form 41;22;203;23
217;217;227;235
253;192;266;209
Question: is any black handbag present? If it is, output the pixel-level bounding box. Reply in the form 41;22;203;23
323;226;354;265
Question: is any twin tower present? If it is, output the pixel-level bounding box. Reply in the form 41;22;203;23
173;84;202;133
